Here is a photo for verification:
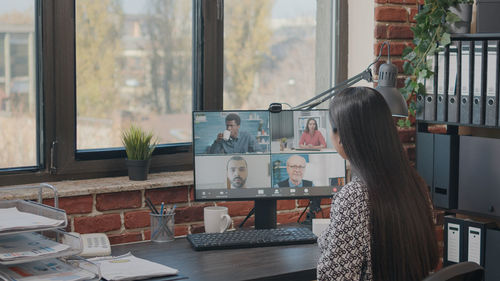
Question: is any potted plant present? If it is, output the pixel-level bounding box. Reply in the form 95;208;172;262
399;0;472;128
122;125;157;180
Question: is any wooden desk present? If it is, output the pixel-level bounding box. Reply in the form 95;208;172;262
112;238;320;281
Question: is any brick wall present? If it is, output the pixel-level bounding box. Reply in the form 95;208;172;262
375;0;444;270
43;187;332;245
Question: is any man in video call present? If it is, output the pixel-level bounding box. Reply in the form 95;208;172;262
208;113;258;154
275;155;313;188
226;156;248;189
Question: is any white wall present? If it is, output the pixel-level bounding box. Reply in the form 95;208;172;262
348;0;375;87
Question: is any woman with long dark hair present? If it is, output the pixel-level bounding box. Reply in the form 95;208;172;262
298;118;326;149
317;87;438;281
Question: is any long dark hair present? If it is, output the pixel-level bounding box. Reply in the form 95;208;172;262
329;87;438;281
304;118;317;133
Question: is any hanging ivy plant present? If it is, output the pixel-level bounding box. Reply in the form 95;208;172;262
398;0;473;128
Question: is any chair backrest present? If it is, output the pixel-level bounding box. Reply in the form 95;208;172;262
423;262;484;281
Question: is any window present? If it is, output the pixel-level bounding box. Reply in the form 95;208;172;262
223;0;340;110
0;0;344;186
0;1;37;170
76;0;193;150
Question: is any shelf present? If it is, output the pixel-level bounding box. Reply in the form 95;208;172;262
0;230;83;265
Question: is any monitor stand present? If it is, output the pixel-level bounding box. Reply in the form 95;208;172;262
254;199;277;229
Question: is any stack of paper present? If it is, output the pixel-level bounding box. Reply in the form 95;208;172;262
0;207;65;233
0;233;71;263
0;258;96;281
89;252;179;281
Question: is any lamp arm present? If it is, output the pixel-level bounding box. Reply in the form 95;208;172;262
293;68;373;110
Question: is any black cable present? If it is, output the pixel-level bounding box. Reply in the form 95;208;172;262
239;207;255;228
297;201;310;223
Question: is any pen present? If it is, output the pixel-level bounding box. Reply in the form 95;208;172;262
160;202;165;215
145;197;159;214
167;204;177;215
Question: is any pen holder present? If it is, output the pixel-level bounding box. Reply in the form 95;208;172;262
150;212;175;243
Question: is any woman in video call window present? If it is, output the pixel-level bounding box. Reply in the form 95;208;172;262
299;118;326;149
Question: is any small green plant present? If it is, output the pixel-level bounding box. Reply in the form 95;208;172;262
121;125;157;160
399;0;471;128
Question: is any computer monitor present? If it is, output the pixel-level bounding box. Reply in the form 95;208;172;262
193;110;346;229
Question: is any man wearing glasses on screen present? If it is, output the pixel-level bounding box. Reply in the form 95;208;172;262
275;155;313;188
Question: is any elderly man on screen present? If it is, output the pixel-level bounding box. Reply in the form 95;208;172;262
275;155;313;188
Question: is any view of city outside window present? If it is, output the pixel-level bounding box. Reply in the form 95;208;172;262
76;0;192;150
224;0;317;110
0;1;36;169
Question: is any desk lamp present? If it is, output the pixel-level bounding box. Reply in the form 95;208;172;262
283;41;409;224
289;41;408;117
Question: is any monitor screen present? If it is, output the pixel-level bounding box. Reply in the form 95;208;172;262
193;110;346;201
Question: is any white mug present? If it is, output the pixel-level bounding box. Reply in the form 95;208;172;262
223;130;231;141
204;206;232;233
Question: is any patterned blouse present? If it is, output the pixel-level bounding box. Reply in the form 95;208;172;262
317;177;373;281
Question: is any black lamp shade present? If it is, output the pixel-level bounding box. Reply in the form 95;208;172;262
375;62;408;117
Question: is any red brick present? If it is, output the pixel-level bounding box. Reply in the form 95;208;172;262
124;210;150;229
175;225;189;236
320;207;331;218
217;201;254;216
43;195;93;215
375;6;408;22
277;211;301;225
374;41;411;56
433;209;446;225
145;186;189;205
428;125;447;134
96;191;141;211
175;204;209;223
410;7;418;23
397;126;416;143
388;25;413;39
435;225;444;243
320;198;332;206
190;223;206;234
403;144;416;161
233;216;255;228
388;0;416;3
277;200;296;210
74;214;121;233
397;76;407;88
189;186;194;201
375;0;387;3
108;232;142;245
375;24;388;39
298;199;309;208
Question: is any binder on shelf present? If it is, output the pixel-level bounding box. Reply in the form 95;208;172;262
460;41;473;124
485;228;500;281
444;216;466;266
432;133;459;209
448;42;460;123
485;40;499;127
425;52;438;121
437;48;447;121
418;55;434;120
465;220;494;266
472;41;486;125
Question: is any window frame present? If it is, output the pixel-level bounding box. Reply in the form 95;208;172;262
0;0;346;187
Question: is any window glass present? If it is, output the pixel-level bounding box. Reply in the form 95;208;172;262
224;0;318;110
76;0;192;150
0;1;37;169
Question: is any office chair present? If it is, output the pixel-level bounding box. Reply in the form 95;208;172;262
423;262;484;281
